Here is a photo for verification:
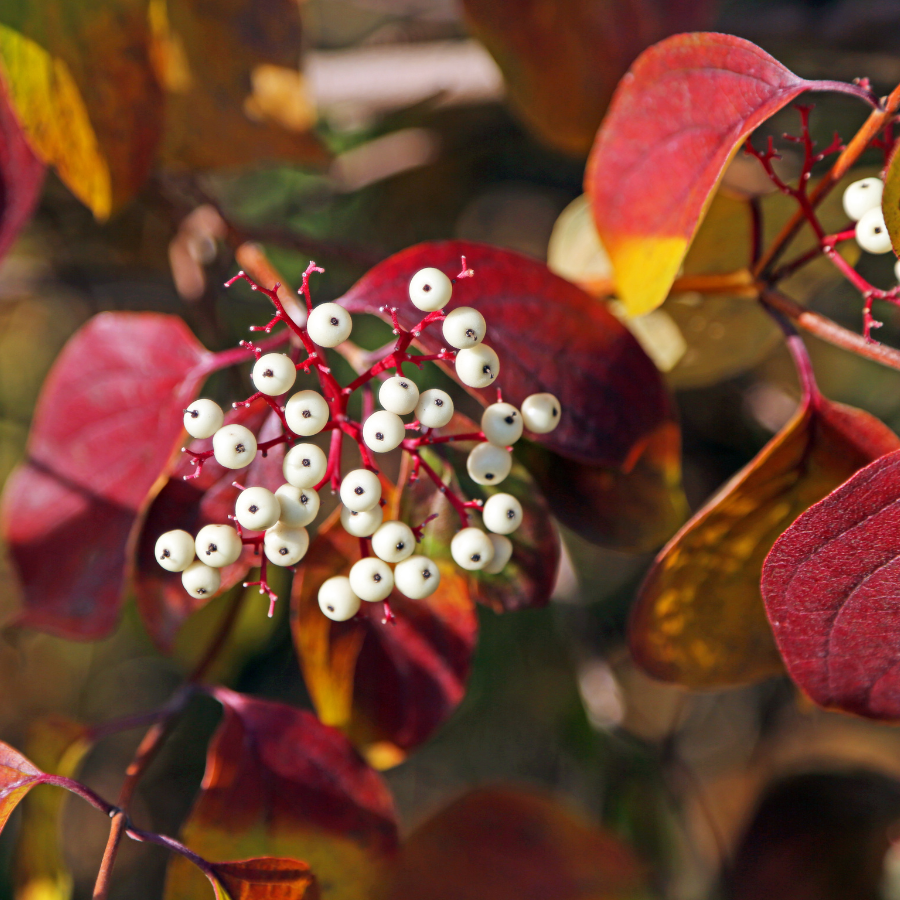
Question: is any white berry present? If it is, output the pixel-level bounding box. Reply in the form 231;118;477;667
415;388;454;428
363;410;405;452
467;442;512;485
442;306;485;349
184;399;224;439
264;523;309;566
283;443;327;488
341;503;383;537
274;484;320;527
285;390;329;436
318;576;361;621
394;555;441;599
371;520;416;563
155;529;195;572
340;469;382;512
306;302;352;347
455;344;500;388
450;527;494;571
521;393;561;433
482;493;523;534
481;402;523;447
349;557;394;603
212;423;257;469
409;267;452;311
182;561;221;599
895;257;900;285
195;524;243;567
251;353;296;396
235;486;281;531
379;375;419;415
484;534;513;574
856;207;893;254
842;177;883;221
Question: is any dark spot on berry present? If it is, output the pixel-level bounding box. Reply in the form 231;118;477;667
279;546;289;555
161;549;170;558
373;573;382;582
875;226;884;234
396;541;405;550
249;504;259;513
504;415;514;425
300;494;309;505
188;409;199;418
354;486;364;495
466;328;475;338
422;569;431;579
400;382;408;389
471;553;481;562
552;407;558;417
375;431;384;441
206;543;217;555
327;604;335;612
330;316;339;326
235;443;245;453
197;588;207;594
485;473;495;480
302;458;311;467
435;398;444;406
350;510;359;517
263;369;274;377
423;284;432;292
506;509;516;519
483;365;492;376
302;409;311;418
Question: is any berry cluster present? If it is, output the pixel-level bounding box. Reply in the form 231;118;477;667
154;261;561;622
842;176;900;273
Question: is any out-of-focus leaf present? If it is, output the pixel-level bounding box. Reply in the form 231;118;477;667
518;421;688;551
585;34;831;316
164;688;398;900
155;0;326;171
0;0;163;218
386;785;645;900
0;76;43;260
208;858;318;900
726;771;900;900
632;396;900;689
761;447;900;719
338;241;674;469
0;312;213;639
291;503;477;760
135;401;286;652
0;741;44;835
13;718;89;900
461;0;716;156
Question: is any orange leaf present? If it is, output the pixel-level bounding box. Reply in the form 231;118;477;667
209;857;318;900
630;396;900;688
0;741;44;835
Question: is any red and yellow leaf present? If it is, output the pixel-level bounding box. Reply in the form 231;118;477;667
585;33;825;315
208;858;318;900
0;741;45;836
632;397;900;688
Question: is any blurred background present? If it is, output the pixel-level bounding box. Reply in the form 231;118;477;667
5;0;900;897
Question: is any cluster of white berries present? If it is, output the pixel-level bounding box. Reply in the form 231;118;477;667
842;177;897;265
155;263;561;623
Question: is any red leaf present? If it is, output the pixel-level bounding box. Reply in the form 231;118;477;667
291;506;477;756
386;785;645;900
0;313;213;639
165;690;397;900
208;857;318;900
135;401;286;651
0;741;44;836
338;241;672;469
762;447;900;719
585;33;823;316
0;76;44;260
